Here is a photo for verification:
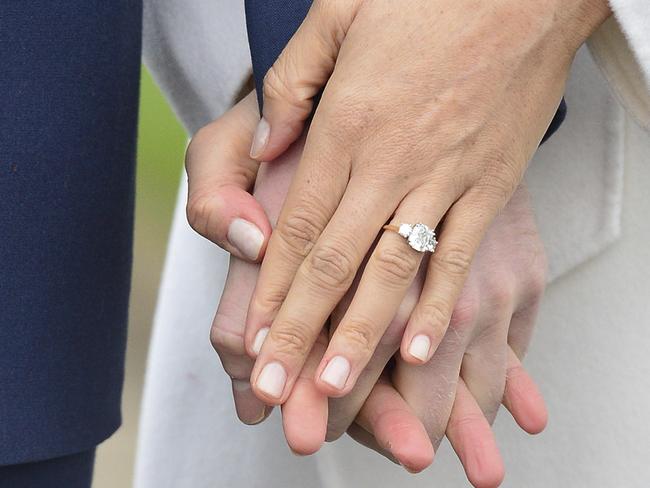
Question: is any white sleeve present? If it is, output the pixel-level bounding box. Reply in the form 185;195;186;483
588;0;650;130
142;0;252;136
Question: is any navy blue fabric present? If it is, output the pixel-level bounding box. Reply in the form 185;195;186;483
0;1;141;464
0;448;95;488
245;0;566;143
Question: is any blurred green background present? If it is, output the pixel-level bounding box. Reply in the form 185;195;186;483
93;68;188;487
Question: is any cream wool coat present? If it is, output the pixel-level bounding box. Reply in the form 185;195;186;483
135;2;650;487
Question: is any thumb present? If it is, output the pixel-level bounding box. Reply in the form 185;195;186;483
186;91;272;262
249;0;362;162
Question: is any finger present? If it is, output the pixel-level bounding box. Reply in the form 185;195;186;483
507;298;542;360
502;347;547;435
212;256;269;425
281;330;329;455
354;377;434;473
249;177;396;404
315;185;456;396
243;126;353;364
186;92;271;262
249;0;362;161
326;258;424;440
461;312;510;424
401;194;496;364
393;282;479;449
447;379;505;488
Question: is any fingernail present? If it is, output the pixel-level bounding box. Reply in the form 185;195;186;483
320;356;350;390
256;361;287;398
228;218;264;260
408;334;431;361
252;327;270;355
249;409;268;425
231;380;267;425
250;117;270;159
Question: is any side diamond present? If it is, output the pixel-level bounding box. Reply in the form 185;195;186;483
398;223;413;238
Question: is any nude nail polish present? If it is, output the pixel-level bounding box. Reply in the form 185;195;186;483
249;117;270;159
256;362;286;398
408;334;431;361
252;327;270;355
320;356;351;390
227;218;264;261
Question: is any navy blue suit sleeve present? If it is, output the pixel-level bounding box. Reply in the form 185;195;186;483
244;0;566;144
0;0;141;465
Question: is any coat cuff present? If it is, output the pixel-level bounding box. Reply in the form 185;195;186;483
587;0;650;130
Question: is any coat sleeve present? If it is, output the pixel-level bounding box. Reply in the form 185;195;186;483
142;0;252;135
588;0;650;130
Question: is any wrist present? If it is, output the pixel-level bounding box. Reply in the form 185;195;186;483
556;0;612;54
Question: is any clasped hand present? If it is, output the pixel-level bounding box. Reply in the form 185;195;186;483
186;92;546;485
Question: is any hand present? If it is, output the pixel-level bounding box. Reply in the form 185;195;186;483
187;92;547;486
328;183;547;488
243;0;611;404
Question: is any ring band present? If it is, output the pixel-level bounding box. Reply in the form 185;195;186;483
383;223;437;253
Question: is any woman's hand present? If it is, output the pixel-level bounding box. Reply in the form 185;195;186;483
244;0;611;403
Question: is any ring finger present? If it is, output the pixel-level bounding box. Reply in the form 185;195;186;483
313;184;456;397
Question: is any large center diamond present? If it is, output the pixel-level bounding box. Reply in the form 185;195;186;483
407;223;437;252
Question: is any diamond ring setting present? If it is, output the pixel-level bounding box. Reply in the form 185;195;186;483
383;223;438;253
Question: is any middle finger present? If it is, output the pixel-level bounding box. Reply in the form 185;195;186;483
249;173;400;403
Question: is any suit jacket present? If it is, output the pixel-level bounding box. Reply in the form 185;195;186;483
0;0;141;465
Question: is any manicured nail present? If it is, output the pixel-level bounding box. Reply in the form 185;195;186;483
249;117;270;159
320;356;351;390
228;218;264;260
408;334;431;361
252;327;270;355
256;361;287;398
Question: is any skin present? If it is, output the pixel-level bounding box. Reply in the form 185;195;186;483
238;0;612;405
186;92;548;486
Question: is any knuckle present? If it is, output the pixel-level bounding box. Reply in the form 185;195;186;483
527;252;548;300
186;192;218;240
210;322;251;380
450;294;480;334
268;321;313;357
210;323;241;355
415;300;451;335
306;243;355;290
263;63;310;113
485;273;514;310
251;286;286;315
276;207;323;258
476;153;523;206
448;411;486;435
373;245;420;286
436;242;473;278
338;319;376;356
